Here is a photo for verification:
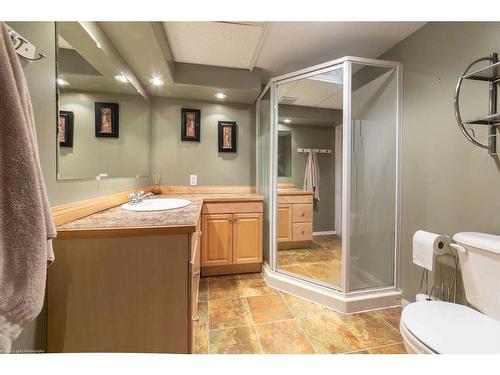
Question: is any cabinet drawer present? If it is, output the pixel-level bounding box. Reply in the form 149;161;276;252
292;222;313;241
202;202;263;215
292;204;313;223
278;194;313;205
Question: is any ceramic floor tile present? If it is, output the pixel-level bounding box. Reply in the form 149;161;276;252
277;252;299;267
247;294;293;323
238;272;263;280
239;278;278;297
313;249;342;262
281;293;329;319
368;343;407;354
205;274;239;281
375;306;402;330
347;349;370;354
292;250;322;263
209;326;262;354
193;302;208;354
208;298;253;330
338;311;403;348
198;279;208;302
299;313;365;354
255;320;316;354
208;279;244;300
302;262;340;285
279;265;314;279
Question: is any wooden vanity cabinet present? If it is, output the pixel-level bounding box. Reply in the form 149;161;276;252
48;225;201;354
277;192;314;249
201;201;263;276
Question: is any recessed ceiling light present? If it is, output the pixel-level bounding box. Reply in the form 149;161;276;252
57;78;69;86
214;92;227;100
283;118;291;124
150;76;164;86
115;74;128;83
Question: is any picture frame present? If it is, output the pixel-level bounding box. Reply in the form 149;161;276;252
181;108;201;142
218;121;237;153
58;110;74;147
95;102;119;138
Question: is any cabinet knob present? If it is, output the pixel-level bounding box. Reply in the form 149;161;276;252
302;231;305;235
302;212;305;216
192;316;200;322
193;271;200;276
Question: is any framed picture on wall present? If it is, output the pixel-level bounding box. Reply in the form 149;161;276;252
59;110;74;147
181;108;201;141
95;102;119;138
218;121;237;153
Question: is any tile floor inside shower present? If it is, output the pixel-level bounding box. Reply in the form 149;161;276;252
277;235;342;287
193;271;406;354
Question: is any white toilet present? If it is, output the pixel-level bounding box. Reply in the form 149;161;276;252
400;232;500;354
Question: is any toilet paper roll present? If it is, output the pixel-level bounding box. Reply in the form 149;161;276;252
412;230;449;271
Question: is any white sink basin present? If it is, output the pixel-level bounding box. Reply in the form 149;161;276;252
121;198;191;212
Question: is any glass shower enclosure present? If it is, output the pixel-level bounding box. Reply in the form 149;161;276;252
256;56;402;313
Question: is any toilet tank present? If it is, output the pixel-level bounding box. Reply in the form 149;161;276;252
453;232;500;321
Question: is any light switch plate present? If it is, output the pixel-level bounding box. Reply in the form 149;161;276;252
190;175;197;186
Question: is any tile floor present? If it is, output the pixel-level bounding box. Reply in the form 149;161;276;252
277;235;342;287
193;272;406;354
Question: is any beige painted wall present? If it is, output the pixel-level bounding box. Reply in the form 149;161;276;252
59;90;150;179
8;21;150;352
379;22;500;303
151;97;255;186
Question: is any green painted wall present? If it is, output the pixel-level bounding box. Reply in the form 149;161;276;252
379;22;500;303
151;97;255;186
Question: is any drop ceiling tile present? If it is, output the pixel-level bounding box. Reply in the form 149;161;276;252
164;22;265;69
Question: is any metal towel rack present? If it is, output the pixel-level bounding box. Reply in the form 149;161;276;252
454;52;499;155
6;25;46;62
297;148;332;154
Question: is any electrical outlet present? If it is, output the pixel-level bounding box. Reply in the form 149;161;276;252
190;175;197;186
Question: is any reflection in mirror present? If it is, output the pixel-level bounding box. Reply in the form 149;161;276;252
275;67;343;290
278;131;291;177
56;22;150;180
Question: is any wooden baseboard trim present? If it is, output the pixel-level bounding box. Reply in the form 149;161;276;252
160;186;256;194
51;186;152;227
201;263;261;277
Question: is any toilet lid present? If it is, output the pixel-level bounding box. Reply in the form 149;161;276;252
401;301;500;354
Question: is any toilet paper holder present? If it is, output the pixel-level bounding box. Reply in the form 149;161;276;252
418;236;459;303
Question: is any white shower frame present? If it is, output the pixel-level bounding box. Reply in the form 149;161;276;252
256;56;403;314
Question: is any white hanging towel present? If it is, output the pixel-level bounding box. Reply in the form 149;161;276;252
303;151;320;201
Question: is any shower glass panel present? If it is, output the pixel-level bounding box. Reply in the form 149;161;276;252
256;57;401;312
257;88;272;265
347;63;398;291
275;67;344;290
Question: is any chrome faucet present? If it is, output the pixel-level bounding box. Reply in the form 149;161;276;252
128;190;154;204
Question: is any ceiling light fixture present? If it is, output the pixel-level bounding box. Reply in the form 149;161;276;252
214;92;227;100
115;73;128;83
150;76;164;86
57;78;69;86
283;118;291;124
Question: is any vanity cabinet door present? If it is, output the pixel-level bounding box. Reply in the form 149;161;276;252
277;204;293;242
232;213;263;264
202;214;233;266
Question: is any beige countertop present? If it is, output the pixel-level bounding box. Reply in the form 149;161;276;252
277;188;313;196
57;193;263;237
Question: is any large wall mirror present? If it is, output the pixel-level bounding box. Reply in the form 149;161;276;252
56;22;151;180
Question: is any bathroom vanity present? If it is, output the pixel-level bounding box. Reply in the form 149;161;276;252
277;189;313;249
48;192;263;353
